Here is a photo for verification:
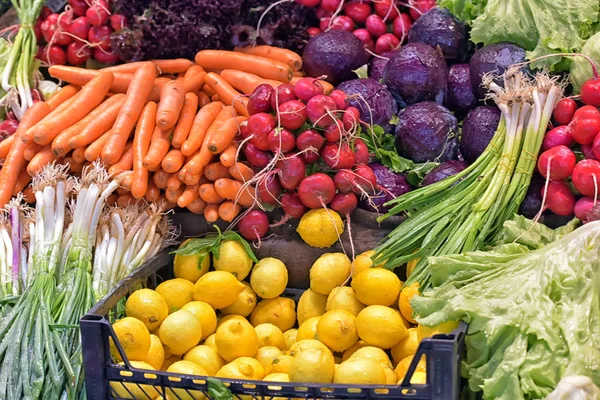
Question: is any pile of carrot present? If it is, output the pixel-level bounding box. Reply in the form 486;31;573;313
0;46;326;222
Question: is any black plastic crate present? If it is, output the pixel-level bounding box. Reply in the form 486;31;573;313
81;249;467;400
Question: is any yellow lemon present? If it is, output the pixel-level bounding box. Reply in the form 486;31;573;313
383;365;397;384
220;282;257;317
158;310;202;356
351;268;401;306
349;346;392;368
309;253;351;295
184;345;225;376
173;239;210;283
333;358;387;385
145;334;165;370
350;250;384;278
356;306;408;349
263;372;290;382
255;323;286;350
296;289;327;326
393;309;413;330
155;278;195;313
250;257;288;299
215;318;259;362
161;355;182;371
283;329;297;351
181;301;217;340
250;297;296;332
296;316;321;341
166;361;208;400
326;286;365;316
341;340;368;361
288;339;329;358
255;346;284;373
394;355;426;382
125;289;169;332
296;209;344;248
213;240;253;280
271;354;294;374
316;310;358;352
398;282;420;324
203;334;216;349
110;317;151;362
406;255;420;279
408;371;426;384
193;271;245;309
216;315;247;329
416;320;460;341
289;347;335;383
111;361;158;399
216;357;265;380
391;328;419;365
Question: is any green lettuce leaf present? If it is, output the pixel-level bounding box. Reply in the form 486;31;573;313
491;214;579;250
571;31;600;93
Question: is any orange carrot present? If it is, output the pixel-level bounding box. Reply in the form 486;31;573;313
182;65;206;93
119;173;133;191
165;186;184;203
204;162;232;181
182;172;202;186
145;180;161;202
219;69;281;94
27;146;57;176
197;91;210;108
103;62;157;165
229;162;254;182
219;143;239;168
143;127;172;171
157;81;186;130
117;193;137;207
177;184;199;208
203;203;219;223
46;84;80;110
198;183;224;203
207;116;246;154
22;186;35;203
108;143;134;175
131;101;157;199
211;94;220;102
293;70;304;77
181;101;224;156
84;130;111;162
101;59;193;74
12;170;31;195
24;143;44;161
234;45;302;71
106;193;118;205
153;169;170;189
186;197;207;214
214;178;256;207
218;201;242;222
290;77;334;94
167;173;182;191
171;93;199;148
161;149;185;174
72;147;86;163
65;157;83;174
202;84;217;97
195;50;294;82
204;73;249;117
0;135;14;158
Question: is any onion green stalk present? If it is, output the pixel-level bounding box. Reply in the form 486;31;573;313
374;70;563;289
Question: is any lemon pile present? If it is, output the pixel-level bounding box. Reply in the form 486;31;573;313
111;242;459;398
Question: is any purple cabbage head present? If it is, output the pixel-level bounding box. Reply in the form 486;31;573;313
446;64;477;114
460;106;501;164
407;7;468;61
421;160;468;186
469;42;527;99
359;162;412;213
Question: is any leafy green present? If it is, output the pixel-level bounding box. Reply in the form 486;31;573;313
172;226;258;264
360;125;416;172
353;64;369;79
207;378;233;400
412;221;600;399
491;215;579;250
571;31;600;93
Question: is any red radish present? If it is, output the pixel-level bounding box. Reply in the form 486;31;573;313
248;84;274;115
68;16;91;41
334;169;355;193
34;19;43;42
574;197;596;222
68;0;88;16
330;16;355;32
331;192;358;215
316;7;333;18
294;78;325;102
344;3;371;23
66;41;91;65
296;0;322;6
553;99;577;125
537;145;576;181
271;84;297;109
580;77;600;107
88;25;113;51
268;128;296;153
248;113;276;151
321;0;342;13
45;45;67;65
573;105;600;120
542;126;574;150
31;89;42;103
244;143;273;168
321;142;356;170
329;90;348;110
6;111;16;121
277;155;306;190
319;17;332;31
239;121;251;140
571;117;600;145
307;94;339;127
593;131;600;160
258;175;284;205
86;1;110;27
296;129;325;164
374;0;398;20
582;144;597;160
298;173;336;208
93;47;119;64
409;0;436;20
109;14;128;32
353;164;377;194
365;14;386;38
353;28;373;46
238;210;270;241
392;14;412;40
278;100;308;130
281;192;308;218
41;14;72;46
375;34;400;54
0;120;19;139
307;27;322;37
543;181;575;216
342;107;360;130
40;6;53;20
324;121;343;142
572;159;600;197
353;138;369;164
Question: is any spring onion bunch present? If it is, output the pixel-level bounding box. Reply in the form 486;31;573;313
374;70;563;289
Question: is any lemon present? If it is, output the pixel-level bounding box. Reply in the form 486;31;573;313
341;340;368;361
213;240;253;280
180;301;217;340
356;306;408;349
416;320;460;341
250;297;296;332
383;365;397;384
125;289;169;332
394;355;426;382
391;328;419;364
215;318;259;362
263;372;289;382
155;279;195;313
255;346;284;373
167;361;208;400
289;347;335;383
326;286;365;316
110;317;151;362
394;309;413;329
193;271;245;309
255;323;286;350
309;253;351;295
296;209;344;248
407;371;427;384
350;250;384;278
145;334;165;370
184;345;225;376
288;339;329;357
161;355;182;371
334;358;387;385
216;315;247;329
271;354;294;374
111;361;158;399
316;310;358;352
204;334;216;349
349;346;392;368
250;257;288;299
174;239;210;283
296;289;327;326
283;329;298;351
351;268;401;307
158;310;202;356
220;282;257;317
399;282;420;324
296;316;320;341
216;357;265;380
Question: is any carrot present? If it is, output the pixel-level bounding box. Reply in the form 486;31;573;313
117;193;137;207
290;77;334;95
12;170;31;195
229;162;254;182
214;178;256;207
143;127;172;171
207;116;246;154
46;84;80;110
219;143;239;168
84;130;111;162
24;143;44;161
203;203;219;223
204;162;231;181
131;101;157;199
108;143;134;175
65;157;83;174
103;62;157;166
157;81;186;130
219;69;281;94
27;146;57;176
171;93;199;148
293;70;304;77
145;180;161;202
167;173;182;191
218;201;242;222
234;45;302;71
153;169;170;189
165;186;184;204
198;183;224;203
102;59;193;74
106;193;118;206
182;65;206;93
204;73;249;117
177;184;199;208
186;197;207;214
119;172;133;191
161;149;185;174
72;147;86;163
197;91;210;108
211;94;221;102
182;172;202;186
202;84;217;97
22;186;35;203
0;135;14;159
195;50;294;82
181;101;224;156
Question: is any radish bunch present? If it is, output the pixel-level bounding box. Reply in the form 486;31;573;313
35;1;127;66
236;80;379;241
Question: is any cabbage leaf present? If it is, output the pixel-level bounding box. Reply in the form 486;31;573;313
570;31;600;94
